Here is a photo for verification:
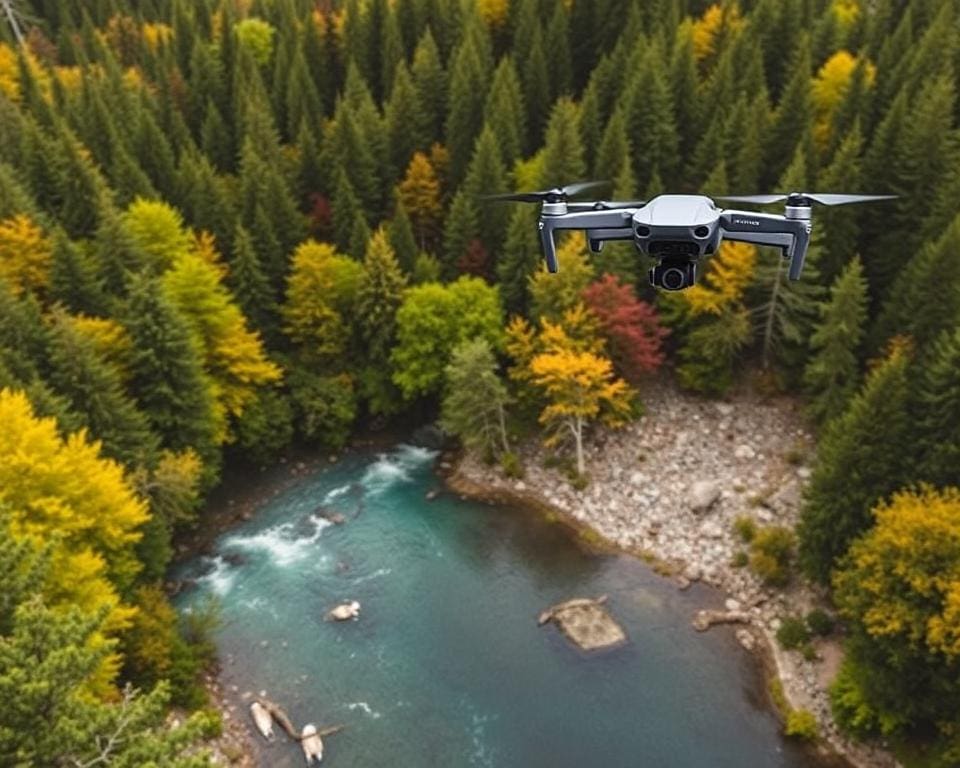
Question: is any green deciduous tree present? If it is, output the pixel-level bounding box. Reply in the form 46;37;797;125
392;276;503;399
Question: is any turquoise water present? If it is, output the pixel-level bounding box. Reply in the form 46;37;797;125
176;445;818;767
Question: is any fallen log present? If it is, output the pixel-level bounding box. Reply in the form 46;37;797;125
692;609;752;632
256;697;299;740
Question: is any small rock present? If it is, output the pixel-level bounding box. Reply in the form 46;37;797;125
715;402;734;416
425;489;438;501
735;628;756;652
676;575;691;590
701;521;723;539
688;480;722;513
797;466;812;479
734;444;756;460
629;471;646;487
514;480;526;491
725;598;742;612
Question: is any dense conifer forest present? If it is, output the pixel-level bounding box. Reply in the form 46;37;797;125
0;0;958;764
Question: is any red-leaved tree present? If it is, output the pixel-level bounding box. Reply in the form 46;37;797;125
582;274;669;382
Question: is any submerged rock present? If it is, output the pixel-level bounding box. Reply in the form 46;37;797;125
537;595;627;651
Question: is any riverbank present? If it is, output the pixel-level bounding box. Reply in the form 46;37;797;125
445;379;899;768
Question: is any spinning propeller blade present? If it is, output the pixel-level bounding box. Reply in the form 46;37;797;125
482;180;609;203
715;192;897;206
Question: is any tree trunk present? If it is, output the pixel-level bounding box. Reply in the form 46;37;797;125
573;415;584;475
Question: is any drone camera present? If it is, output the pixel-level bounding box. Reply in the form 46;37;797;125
649;259;696;291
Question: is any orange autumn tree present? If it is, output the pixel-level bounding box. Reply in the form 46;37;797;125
0;214;53;296
397;151;443;250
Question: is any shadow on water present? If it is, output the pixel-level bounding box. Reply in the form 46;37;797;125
176;444;826;768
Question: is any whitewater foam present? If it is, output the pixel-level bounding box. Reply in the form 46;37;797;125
345;701;381;719
196;555;237;596
224;515;332;566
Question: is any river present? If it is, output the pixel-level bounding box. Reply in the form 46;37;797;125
174;444;819;767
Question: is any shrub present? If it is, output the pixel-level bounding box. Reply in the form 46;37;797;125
733;515;757;542
749;525;795;586
570;472;589;491
776;616;811;650
500;451;523;478
785;709;819;740
806;608;834;636
731;551;749;568
801;643;819;662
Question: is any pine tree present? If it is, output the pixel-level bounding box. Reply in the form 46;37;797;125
441;338;511;460
624;45;679;190
803;257;868;425
462;126;508;257
870;214;960;355
497;205;540;316
388;203;418;274
545;3;572;100
46;309;159;468
594;107;631;189
522;28;550;149
764;36;812;188
331;167;366;256
816;126;864;283
228;224;275;337
540;98;586;189
442;189;479;279
913;327;960;490
123;275;219;469
410;30;447;147
48;230;109;316
445;36;490;185
385;62;424;183
798;346;913;583
483;56;526;166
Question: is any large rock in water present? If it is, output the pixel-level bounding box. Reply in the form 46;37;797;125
688;480;722;513
538;596;627;651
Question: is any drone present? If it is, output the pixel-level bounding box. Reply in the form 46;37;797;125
486;182;894;290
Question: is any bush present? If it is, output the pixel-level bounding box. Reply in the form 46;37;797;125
731;551;749;568
785;709;819;740
570;472;589;491
733;515;757;542
500;451;524;478
806;608;835;636
776;616;811;650
749;525;795;586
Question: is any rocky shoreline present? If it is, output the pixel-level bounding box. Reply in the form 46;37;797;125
445;380;900;768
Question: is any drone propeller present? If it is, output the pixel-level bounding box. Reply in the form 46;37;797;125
715;192;897;206
483;180;609;203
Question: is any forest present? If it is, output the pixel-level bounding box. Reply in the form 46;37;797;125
0;0;958;764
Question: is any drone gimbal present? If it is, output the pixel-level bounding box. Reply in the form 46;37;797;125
486;183;894;290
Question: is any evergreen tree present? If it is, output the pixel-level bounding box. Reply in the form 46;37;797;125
497;205;540;316
410;30;447;147
914;327;960;490
522;28;550;149
463;126;508;257
803;257;868;425
442;189;479;279
798;346;913;583
441;338;511;460
484;56;526;167
594;107;631;189
46;309;159;468
388;203;418;275
228;224;275;337
48;230;109;316
540;98;586;189
545;3;572;100
385;62;424;183
764;37;812;188
445;36;490;185
331;168;365;256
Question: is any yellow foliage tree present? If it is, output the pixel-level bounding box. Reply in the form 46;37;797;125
397;151;443;249
528;232;595;322
680;241;757;317
0;388;150;683
124;198;194;272
282;240;364;356
0;214;53;296
478;0;510;28
0;42;17;101
530;321;633;476
163;244;281;441
692;3;743;66
812;50;876;150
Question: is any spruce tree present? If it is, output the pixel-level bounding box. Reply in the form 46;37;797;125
445;36;489;185
594;107;631;189
540;98;586;189
484;56;526;167
463;126;508;257
497;205;540;316
803;256;868;425
122;275;219;470
764;36;812;188
914;327;960;490
385;63;424;184
46;309;159;468
332;168;366;256
522;28;550;150
48;231;109;316
228;224;275;337
442;190;479;279
798;346;913;583
545;3;572;100
388;204;418;275
411;30;447;147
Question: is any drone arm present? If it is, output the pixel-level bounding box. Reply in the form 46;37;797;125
540;209;637;272
720;211;812;280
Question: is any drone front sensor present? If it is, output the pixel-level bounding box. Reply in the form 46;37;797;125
486;186;895;290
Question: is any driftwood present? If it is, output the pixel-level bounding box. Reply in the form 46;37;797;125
692;609;752;632
537;594;609;626
250;696;345;747
249;701;275;741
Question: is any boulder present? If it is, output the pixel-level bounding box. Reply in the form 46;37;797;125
326;600;361;621
538;595;627;651
688;480;721;513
